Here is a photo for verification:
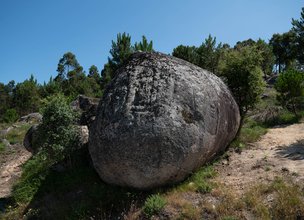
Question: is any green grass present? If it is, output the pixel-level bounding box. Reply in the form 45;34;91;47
231;118;267;149
12;153;51;204
143;194;166;218
176;165;216;193
1;123;31;145
0;142;5;152
264;109;303;126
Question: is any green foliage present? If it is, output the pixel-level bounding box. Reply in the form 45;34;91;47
220;46;266;116
37;95;78;161
102;33;154;87
143;194;166;218
134;35;153;52
292;7;304;65
265;109;302;126
101;33;133;87
275;69;304;115
3;109;19;123
270;31;297;72
12;153;50;204
39;77;62;98
108;33;133;76
56;52;83;81
13;75;41;116
196;35;223;74
172;35;223;74
0;81;14;121
88;65;100;81
54;52;103;98
173;45;198;64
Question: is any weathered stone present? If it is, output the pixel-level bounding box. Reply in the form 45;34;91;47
89;52;240;189
23;124;39;153
77;125;89;147
19;113;42;123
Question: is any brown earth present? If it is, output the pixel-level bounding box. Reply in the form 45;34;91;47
215;122;304;196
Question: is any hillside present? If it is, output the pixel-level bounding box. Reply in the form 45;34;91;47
0;116;303;219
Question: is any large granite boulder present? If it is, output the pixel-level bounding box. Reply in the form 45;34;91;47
89;52;240;189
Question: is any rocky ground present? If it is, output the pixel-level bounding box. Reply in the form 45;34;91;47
0;122;32;199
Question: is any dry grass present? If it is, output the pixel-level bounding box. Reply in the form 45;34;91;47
165;193;200;220
244;177;304;220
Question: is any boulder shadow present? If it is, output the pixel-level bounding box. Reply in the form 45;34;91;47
21;149;151;220
276;139;304;160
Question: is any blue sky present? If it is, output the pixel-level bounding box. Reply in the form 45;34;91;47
0;1;302;84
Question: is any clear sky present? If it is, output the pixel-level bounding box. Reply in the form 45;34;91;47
0;1;302;84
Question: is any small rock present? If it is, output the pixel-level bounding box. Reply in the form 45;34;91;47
19;113;42;123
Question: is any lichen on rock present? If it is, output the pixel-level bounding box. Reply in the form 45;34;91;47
89;52;240;189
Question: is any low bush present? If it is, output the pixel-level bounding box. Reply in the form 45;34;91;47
2;109;19;123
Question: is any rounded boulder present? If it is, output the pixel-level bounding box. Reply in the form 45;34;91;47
89;52;240;189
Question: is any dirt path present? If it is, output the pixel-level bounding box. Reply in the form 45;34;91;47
215;122;304;195
0;144;31;198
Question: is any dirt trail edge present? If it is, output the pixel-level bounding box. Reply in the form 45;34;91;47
215;122;304;195
0;144;31;198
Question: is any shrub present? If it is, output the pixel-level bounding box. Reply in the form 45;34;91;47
36;94;78;162
3;109;19;123
143;194;166;218
220;46;265;117
275;69;304;116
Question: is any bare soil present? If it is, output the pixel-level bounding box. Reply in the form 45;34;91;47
0;143;31;198
215;122;304;196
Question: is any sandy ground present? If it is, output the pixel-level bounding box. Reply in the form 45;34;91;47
215;122;304;195
0;144;31;198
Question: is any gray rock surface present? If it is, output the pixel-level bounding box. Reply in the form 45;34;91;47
89;52;240;189
23;124;39;153
19;113;42;123
77;125;89;147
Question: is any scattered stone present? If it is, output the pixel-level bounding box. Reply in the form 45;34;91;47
19;113;42;123
89;52;240;189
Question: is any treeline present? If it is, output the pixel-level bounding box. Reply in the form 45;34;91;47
0;34;153;122
1;8;304;122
